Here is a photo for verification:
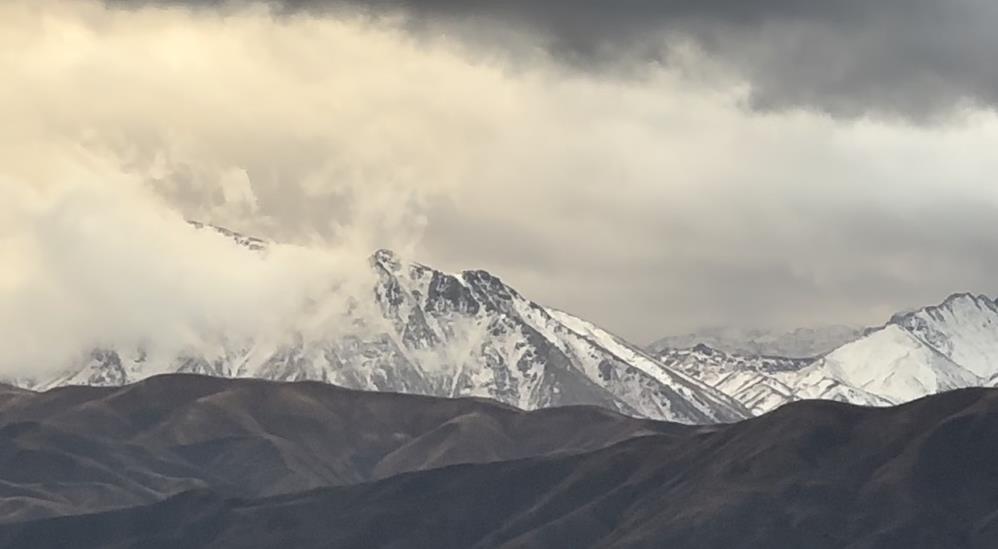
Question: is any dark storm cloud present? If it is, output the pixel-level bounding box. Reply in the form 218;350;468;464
108;0;998;119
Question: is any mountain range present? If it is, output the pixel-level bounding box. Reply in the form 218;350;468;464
14;223;998;423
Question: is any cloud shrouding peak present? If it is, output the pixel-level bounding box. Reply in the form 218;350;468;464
0;175;386;378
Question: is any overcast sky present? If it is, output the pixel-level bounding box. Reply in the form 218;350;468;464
3;0;998;367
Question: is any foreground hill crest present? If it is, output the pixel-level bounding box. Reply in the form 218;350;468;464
3;375;998;549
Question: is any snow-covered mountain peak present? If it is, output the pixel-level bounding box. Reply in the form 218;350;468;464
889;292;997;326
886;292;998;379
23;228;748;425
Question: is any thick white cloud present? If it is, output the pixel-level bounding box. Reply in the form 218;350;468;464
0;173;378;376
2;0;998;377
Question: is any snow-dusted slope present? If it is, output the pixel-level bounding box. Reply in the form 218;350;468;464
25;228;748;425
542;310;750;421
806;324;981;404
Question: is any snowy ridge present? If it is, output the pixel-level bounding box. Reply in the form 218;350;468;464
891;293;998;378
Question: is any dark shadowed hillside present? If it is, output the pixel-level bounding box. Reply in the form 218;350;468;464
0;375;684;522
1;377;998;548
